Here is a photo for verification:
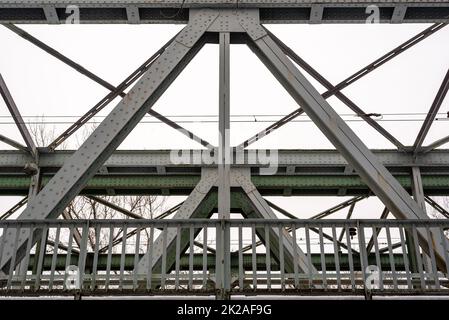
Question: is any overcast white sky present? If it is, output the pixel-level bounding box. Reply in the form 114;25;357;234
0;23;448;219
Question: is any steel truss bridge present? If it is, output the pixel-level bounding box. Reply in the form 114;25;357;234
0;0;449;300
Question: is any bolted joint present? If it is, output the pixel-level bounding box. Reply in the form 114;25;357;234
24;162;39;176
349;227;357;240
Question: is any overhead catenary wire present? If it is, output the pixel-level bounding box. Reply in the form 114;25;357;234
0;112;447;118
0;112;448;125
0;117;448;125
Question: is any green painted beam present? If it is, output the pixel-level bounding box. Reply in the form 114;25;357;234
26;253;409;272
1;174;449;196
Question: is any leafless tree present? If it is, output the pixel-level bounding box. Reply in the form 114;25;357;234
29;120;166;252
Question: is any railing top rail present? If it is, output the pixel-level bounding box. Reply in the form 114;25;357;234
0;218;448;228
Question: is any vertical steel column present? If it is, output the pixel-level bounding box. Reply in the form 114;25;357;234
243;22;448;271
411;167;433;282
28;169;42;281
216;32;231;299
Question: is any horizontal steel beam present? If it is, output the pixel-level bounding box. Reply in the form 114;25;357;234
0;2;448;24
2;149;449;173
1;174;449;196
1;149;449;196
22;253;411;272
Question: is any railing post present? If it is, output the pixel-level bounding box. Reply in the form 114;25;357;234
2;219;448;297
357;222;370;299
405;229;421;289
215;219;231;300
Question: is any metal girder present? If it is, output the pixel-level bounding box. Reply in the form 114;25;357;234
267;30;406;150
46;33;179;150
133;167;319;286
411;166;434;275
0;74;37;159
97;201;184;253
337;202;356;243
309;226;354;253
148;110;214;150
236;108;304;150
309;195;367;220
232;169;319;276
0;9;218;276
422;135;449;154
242;198;354;254
366;207;389;253
126;6;140;24
5;172;449;197
155;201;184;220
379;242;403;254
0;197;27;220
411;167;427;213
413;68;449;153
265;200;297;219
425;196;449;219
133;171;217;282
100;228;216;255
61;209;82;247
3;24;120;95
1;1;449;24
100;226;215;255
216;32;231;294
318;23;446;98
391;5;408;23
0;134;28;153
12;252;414;272
309;4;324;24
42;5;58;24
4;24;185;151
86;195;143;220
237;227;353;255
0;6;448;295
11;23;212;152
87;196;216;254
5;149;449;173
218;22;444;152
26;168;41;200
46;239;79;254
243;24;449;271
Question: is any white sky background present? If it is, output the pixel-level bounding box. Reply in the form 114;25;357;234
0;23;448;219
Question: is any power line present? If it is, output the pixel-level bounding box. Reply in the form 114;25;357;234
0;119;448;125
0;112;447;118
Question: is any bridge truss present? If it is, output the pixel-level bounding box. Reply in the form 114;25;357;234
0;1;448;299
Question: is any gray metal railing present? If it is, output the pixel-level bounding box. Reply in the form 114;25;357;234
0;219;448;297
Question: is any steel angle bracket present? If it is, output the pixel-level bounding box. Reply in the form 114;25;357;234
0;8;219;276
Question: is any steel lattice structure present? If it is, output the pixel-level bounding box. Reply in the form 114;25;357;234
0;1;448;299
